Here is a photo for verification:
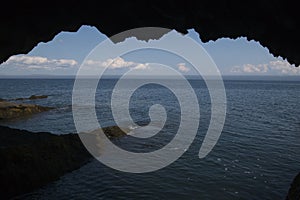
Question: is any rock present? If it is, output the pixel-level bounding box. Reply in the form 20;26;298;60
1;1;300;67
0;126;92;199
286;173;300;200
102;126;129;138
0;101;53;120
13;95;48;101
28;95;48;100
0;125;126;199
12;95;48;101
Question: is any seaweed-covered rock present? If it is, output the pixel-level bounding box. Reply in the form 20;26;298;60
0;101;52;120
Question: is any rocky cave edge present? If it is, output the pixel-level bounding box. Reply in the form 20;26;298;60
1;1;300;66
1;1;299;199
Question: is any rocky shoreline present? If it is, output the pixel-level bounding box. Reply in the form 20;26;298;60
0;125;127;199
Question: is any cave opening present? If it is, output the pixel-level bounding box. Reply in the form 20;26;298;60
0;25;299;199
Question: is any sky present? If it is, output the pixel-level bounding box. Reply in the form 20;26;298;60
0;25;299;76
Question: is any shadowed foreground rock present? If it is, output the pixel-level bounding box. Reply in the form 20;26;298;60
0;125;127;199
0;101;52;120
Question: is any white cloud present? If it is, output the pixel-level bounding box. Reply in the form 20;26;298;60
177;63;190;72
133;63;149;70
230;60;300;75
84;57;149;70
268;60;299;74
85;59;102;66
101;57;133;69
3;55;78;70
243;63;268;73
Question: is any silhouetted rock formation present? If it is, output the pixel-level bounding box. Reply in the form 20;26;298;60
0;101;52;120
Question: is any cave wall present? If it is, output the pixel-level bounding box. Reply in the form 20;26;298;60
1;0;299;66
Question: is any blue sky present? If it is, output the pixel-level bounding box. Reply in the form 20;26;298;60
0;25;299;76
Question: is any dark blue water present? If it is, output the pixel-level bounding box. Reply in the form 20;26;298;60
0;79;299;199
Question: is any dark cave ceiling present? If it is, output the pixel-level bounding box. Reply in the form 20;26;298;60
1;0;299;66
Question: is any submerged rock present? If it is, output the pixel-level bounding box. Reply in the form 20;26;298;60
0;101;52;120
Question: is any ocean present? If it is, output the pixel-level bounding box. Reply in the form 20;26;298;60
0;78;299;199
